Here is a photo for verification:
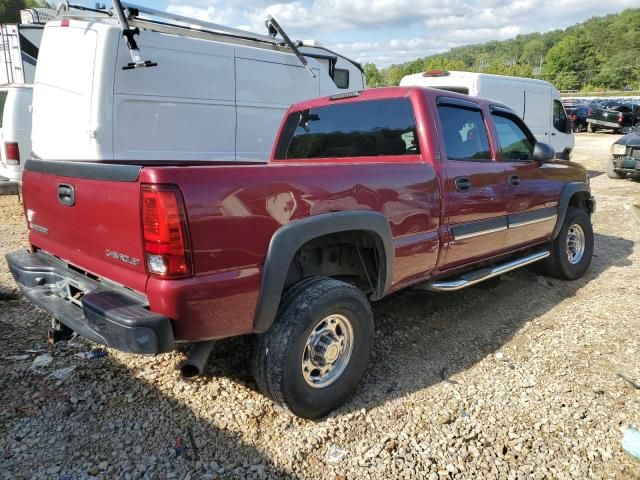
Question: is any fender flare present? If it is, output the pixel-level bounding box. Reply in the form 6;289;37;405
253;211;394;333
551;181;591;239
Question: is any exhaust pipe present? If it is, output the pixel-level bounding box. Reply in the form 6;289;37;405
181;341;215;378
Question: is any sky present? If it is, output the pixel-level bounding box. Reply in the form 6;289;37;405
100;0;638;67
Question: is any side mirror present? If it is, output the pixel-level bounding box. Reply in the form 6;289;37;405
564;117;573;134
533;142;556;164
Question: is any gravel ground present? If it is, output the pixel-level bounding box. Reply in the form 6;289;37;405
1;133;640;479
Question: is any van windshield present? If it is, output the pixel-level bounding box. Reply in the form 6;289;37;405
0;91;7;128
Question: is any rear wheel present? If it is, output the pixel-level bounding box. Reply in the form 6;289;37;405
542;207;593;280
606;157;624;179
253;277;374;419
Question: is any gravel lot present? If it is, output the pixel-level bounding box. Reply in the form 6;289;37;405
1;133;639;479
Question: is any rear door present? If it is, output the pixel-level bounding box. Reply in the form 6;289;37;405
435;97;507;269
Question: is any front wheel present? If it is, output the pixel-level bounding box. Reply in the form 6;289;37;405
253;277;374;419
542;207;594;280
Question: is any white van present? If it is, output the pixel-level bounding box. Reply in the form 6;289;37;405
0;85;33;182
400;71;574;159
31;7;365;163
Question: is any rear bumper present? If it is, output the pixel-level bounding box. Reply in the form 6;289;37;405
5;250;174;354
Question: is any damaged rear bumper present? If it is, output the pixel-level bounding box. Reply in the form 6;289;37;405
5;249;174;354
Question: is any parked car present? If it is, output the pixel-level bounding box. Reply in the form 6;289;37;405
607;124;640;179
0;85;33;182
31;8;364;163
6;86;595;418
566;105;590;132
400;70;575;159
587;102;640;133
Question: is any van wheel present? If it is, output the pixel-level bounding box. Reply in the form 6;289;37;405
542;207;593;280
253;277;374;419
606;157;624;179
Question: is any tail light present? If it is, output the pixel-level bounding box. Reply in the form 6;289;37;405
570;114;577;120
141;184;192;277
4;142;19;165
618;113;624;123
587;109;592;116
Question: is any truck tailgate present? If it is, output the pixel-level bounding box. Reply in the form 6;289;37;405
22;161;148;294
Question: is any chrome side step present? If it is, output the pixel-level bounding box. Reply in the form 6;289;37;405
421;250;550;292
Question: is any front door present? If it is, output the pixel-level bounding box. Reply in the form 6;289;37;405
435;97;508;269
489;110;561;249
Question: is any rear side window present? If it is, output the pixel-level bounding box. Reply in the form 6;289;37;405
0;91;7;128
276;98;419;160
333;68;349;89
492;114;534;161
437;105;491;161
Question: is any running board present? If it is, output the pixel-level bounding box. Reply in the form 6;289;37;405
421;250;550;292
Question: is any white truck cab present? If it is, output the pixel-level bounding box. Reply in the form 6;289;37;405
31;4;365;163
400;70;574;159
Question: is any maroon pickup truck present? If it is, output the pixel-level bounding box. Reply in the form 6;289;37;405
7;87;595;418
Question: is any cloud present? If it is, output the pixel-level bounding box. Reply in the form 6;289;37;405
163;0;639;66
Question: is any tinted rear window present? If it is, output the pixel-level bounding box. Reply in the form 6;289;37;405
0;91;7;128
276;98;419;159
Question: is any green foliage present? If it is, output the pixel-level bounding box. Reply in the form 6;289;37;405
364;8;640;92
0;0;26;23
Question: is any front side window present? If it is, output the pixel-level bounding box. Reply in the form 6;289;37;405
492;114;534;161
437;105;491;161
277;98;419;159
553;99;568;132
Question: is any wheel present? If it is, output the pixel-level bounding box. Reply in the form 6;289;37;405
253;277;374;419
542;207;593;280
606;157;624;179
587;123;597;133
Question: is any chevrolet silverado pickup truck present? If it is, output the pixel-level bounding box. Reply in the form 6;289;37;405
587;102;640;133
6;87;596;418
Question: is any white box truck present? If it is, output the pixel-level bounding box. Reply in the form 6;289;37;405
30;2;365;163
400;70;574;159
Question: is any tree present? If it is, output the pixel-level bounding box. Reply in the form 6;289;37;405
363;63;385;88
0;0;26;23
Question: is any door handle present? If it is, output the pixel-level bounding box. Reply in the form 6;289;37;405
57;183;75;207
551;132;557;136
455;176;471;192
507;175;521;186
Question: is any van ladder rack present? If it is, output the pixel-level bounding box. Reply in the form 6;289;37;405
117;1;315;77
112;0;157;69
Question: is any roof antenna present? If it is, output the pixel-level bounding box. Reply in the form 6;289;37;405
112;0;157;70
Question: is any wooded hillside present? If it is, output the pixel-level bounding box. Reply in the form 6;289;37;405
364;8;640;92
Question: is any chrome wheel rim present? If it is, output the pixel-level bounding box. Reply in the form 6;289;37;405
302;313;354;389
566;224;586;265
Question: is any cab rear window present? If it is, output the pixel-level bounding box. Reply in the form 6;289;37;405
275;98;419;160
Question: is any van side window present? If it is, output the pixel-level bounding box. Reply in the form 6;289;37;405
277;98;420;160
553;100;567;132
333;69;349;89
492;114;534;161
437;106;491;161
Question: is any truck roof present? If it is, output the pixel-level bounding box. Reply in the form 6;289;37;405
287;85;506;111
402;70;555;88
